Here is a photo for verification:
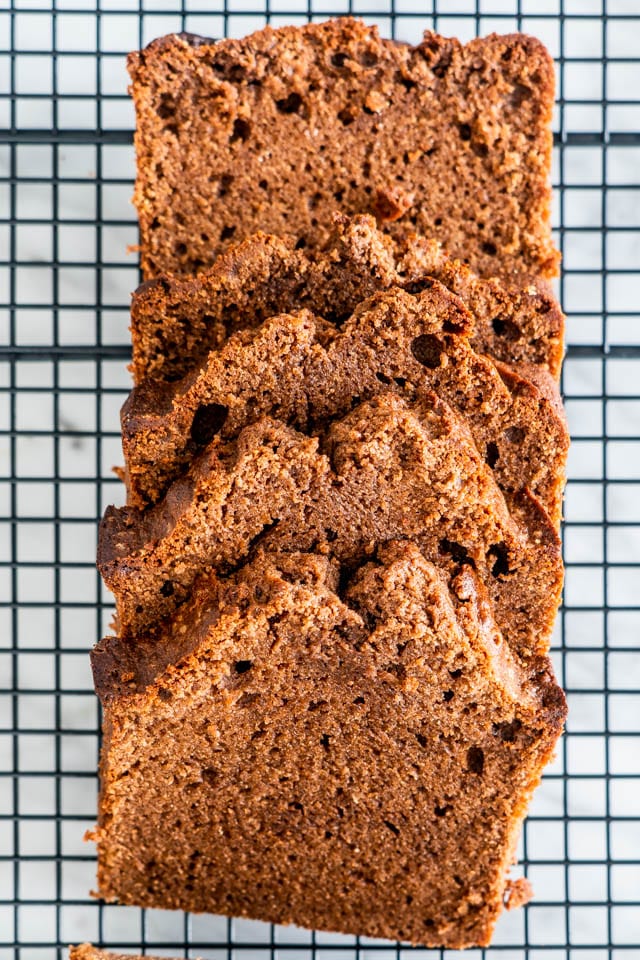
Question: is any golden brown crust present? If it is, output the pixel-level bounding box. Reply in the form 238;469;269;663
127;19;559;281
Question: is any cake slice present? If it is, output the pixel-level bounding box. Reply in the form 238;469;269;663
90;542;566;948
99;392;562;658
70;950;199;960
127;19;559;281
71;950;177;960
129;216;564;384
70;951;184;960
121;286;568;526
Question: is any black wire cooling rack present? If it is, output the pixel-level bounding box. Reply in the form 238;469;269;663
1;1;640;956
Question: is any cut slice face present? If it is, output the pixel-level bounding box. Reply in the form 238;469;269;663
122;284;568;525
127;19;559;280
91;542;566;948
100;392;562;658
129;215;564;384
397;233;564;378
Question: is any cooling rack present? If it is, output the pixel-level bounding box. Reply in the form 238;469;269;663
1;0;639;956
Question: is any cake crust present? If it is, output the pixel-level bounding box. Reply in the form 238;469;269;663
70;950;183;960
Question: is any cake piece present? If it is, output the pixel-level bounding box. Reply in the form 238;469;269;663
100;392;562;658
121;287;568;526
71;951;185;960
90;542;566;948
399;233;564;379
129;216;564;384
127;19;559;281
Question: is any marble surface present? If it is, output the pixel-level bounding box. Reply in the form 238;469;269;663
1;1;639;955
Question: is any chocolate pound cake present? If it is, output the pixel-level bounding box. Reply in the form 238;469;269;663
100;392;562;658
92;20;566;945
70;951;184;960
91;543;566;948
127;19;559;280
121;286;568;526
129;215;564;384
70;950;193;960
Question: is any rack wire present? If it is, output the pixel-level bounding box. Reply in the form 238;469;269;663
1;0;639;956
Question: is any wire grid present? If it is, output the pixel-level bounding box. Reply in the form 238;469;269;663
1;0;639;956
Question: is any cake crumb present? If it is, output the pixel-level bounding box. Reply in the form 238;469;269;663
505;877;534;910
